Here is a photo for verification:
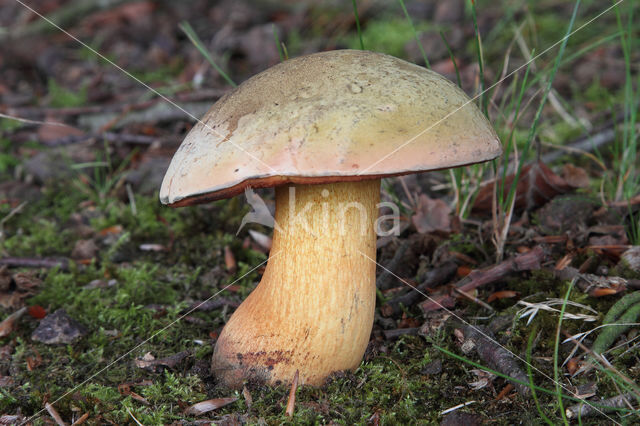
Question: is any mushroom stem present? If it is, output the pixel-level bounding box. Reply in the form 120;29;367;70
212;179;380;387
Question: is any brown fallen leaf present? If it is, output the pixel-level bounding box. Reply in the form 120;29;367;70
70;239;98;260
561;164;590;188
0;307;26;337
0;267;42;309
473;162;581;214
487;290;519;303
99;225;123;236
224;245;236;273
134;351;189;371
411;194;451;234
566;357;580;375
37;120;84;143
118;383;150;405
184;397;238;416
242;386;253;409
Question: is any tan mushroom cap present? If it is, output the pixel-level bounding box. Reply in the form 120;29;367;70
160;49;501;206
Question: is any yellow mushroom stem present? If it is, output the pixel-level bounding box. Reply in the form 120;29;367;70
212;179;380;388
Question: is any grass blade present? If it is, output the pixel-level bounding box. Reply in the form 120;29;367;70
398;0;429;68
179;21;237;88
351;0;365;50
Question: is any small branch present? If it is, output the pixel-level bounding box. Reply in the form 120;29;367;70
565;392;635;419
380;261;457;317
422;247;547;312
376;240;410;291
555;267;640;294
457;323;531;397
382;327;419;341
285;370;299;416
0;256;69;270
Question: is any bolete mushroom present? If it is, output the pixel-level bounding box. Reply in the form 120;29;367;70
160;50;501;388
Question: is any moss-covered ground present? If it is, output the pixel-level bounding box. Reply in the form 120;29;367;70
0;184;637;424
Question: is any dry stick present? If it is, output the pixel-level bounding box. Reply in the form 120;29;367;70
566;392;636;419
0;256;69;270
45;403;66;426
421;246;547;312
382;327;419;341
457;323;531;397
380;261;457;317
285;370;299;417
555;267;640;292
376;240;410;291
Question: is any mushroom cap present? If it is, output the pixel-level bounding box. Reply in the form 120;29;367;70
160;49;501;206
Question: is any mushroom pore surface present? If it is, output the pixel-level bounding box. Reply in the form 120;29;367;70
211;180;380;387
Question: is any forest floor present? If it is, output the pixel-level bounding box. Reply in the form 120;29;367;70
0;0;639;424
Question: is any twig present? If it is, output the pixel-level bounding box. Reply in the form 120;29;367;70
0;201;27;229
422;246;547;312
380;261;457;317
566;392;636;419
457;323;531;397
376;240;410;291
555;267;640;293
45;402;66;426
184;298;240;313
382;327;419;341
0;256;70;270
285;370;299;417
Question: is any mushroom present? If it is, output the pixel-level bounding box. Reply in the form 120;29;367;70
160;50;501;388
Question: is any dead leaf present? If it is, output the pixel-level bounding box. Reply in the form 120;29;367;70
70;239;98;260
37;120;84;143
134;351;189;371
473;162;580;214
561;164;590;188
99;225;123;236
495;384;515;400
487;290;519;303
411;194;451;234
184;397;238;416
468;368;496;390
0;268;41;309
224;245;236;273
620;246;640;272
242;386;253;409
118;383;150;405
566;357;579;375
0;307;26;337
28;305;47;319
